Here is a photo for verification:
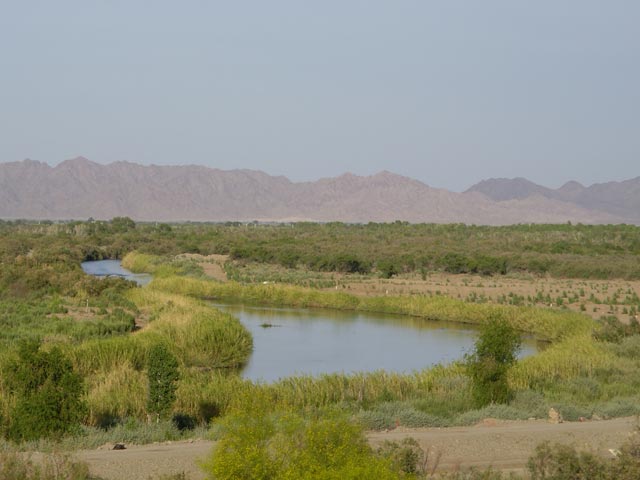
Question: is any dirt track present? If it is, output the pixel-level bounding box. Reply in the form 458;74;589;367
72;417;636;479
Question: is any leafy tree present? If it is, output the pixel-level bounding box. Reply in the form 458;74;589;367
147;343;180;418
465;318;521;407
377;259;399;279
2;341;86;441
110;216;136;232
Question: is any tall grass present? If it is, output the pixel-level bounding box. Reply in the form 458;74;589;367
172;363;469;420
508;334;616;389
68;288;252;374
130;288;253;368
62;287;252;426
85;361;147;426
122;251;203;278
150;276;595;340
121;251;158;273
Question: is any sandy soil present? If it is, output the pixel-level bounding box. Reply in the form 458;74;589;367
69;417;636;479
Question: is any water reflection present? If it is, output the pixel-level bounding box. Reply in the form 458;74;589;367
213;303;539;382
81;259;152;286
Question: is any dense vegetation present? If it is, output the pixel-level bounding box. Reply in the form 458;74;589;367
2;218;640;478
3;219;640;282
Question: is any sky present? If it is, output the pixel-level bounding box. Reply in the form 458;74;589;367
1;1;638;191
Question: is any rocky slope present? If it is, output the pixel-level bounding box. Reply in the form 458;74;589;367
467;176;640;223
0;157;632;224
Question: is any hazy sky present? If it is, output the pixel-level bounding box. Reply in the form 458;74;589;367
1;1;638;191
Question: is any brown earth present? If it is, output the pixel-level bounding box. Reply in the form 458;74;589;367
67;417;636;479
177;254;229;282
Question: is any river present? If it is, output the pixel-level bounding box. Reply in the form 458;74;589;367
82;260;539;382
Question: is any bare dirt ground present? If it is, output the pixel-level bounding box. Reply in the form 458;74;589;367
70;417;636;479
178;254;229;282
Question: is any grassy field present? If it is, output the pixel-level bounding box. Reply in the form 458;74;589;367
2;219;640;476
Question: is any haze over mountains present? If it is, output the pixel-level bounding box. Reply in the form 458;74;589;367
1;157;638;225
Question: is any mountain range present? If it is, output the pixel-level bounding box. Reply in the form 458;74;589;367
1;157;638;225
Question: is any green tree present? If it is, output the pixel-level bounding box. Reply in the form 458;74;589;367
377;259;399;279
2;341;86;441
465;317;521;407
147;343;180;418
110;216;136;232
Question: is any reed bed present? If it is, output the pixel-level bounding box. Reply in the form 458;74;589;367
508;334;616;389
121;251;158;273
150;276;595;340
132;288;253;368
171;363;469;421
68;290;252;372
62;286;252;425
85;361;147;425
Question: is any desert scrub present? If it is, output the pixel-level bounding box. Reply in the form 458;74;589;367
224;260;337;288
0;451;95;480
203;411;406;480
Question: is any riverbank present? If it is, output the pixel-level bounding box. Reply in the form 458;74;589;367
118;253;628;425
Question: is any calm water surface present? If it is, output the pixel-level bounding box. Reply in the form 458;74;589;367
81;261;540;382
81;259;152;286
213;303;540;382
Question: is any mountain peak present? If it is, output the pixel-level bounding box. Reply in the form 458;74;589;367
558;180;585;193
20;158;48;167
57;156;98;168
0;159;636;224
465;177;549;201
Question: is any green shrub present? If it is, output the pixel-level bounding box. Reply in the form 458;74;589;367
594;398;640;419
465;319;521;407
202;412;406;479
2;341;86;441
147;343;180;418
609;335;640;358
549;403;592;422
528;441;606;479
357;402;451;430
376;437;426;475
527;442;612;479
509;390;549;419
455;404;526;425
594;317;640;343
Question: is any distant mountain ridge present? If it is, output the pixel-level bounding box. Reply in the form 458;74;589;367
466;176;640;223
0;157;636;225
